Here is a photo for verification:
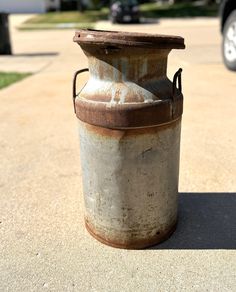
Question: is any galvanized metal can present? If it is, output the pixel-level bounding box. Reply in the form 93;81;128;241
73;30;185;249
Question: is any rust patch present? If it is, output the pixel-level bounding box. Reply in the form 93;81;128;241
80;118;181;139
75;96;183;129
85;219;177;249
82;87;146;103
74;29;185;50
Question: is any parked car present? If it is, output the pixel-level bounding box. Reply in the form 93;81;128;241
220;0;236;70
110;0;140;24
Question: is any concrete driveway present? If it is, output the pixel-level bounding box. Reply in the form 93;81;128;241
0;16;235;291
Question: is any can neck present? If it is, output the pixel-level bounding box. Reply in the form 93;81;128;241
82;47;170;83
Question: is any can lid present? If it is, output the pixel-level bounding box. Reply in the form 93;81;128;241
74;29;185;49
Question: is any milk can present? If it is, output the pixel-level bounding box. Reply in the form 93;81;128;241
73;29;185;249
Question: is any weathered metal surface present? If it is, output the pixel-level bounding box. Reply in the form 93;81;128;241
79;119;181;249
73;29;185;50
85;219;177;249
73;29;185;248
73;44;183;128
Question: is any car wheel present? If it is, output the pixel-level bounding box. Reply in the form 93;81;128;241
110;16;117;24
222;10;236;71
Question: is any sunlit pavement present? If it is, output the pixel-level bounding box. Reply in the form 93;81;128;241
0;15;235;291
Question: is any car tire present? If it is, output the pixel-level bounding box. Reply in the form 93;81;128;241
110;16;117;24
222;10;236;71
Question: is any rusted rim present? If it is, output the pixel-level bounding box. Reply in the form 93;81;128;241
85;219;177;249
74;29;185;49
75;96;183;128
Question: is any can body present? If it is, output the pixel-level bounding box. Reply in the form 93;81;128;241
79;119;181;248
73;29;185;249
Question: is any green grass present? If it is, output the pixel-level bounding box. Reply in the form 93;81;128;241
25;9;108;24
0;72;31;90
18;23;95;30
140;2;219;18
21;8;109;30
19;2;219;30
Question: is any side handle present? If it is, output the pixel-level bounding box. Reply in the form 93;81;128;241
172;68;183;100
73;68;89;113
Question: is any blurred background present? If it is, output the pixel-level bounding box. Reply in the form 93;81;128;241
1;1;236;291
0;0;226;87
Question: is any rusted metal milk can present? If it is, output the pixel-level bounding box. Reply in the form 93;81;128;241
73;29;185;249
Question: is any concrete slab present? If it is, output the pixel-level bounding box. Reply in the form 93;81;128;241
0;14;58;73
0;16;235;291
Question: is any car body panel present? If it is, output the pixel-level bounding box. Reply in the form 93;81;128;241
220;0;236;32
110;0;140;23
